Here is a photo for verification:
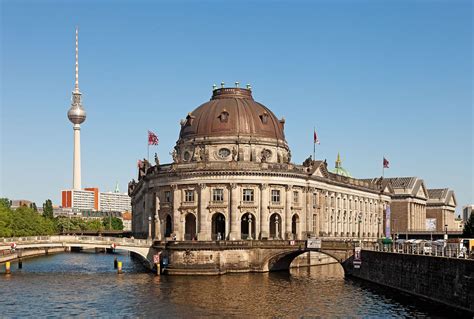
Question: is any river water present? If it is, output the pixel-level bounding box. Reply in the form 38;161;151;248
0;251;463;318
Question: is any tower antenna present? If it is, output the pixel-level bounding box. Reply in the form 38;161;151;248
75;26;79;93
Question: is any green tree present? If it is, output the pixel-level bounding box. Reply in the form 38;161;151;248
0;203;13;237
0;198;11;209
42;199;54;219
87;219;104;231
462;212;474;237
102;216;124;231
31;203;38;212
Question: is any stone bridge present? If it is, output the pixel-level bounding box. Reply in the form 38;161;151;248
154;239;362;275
1;236;367;275
0;235;156;268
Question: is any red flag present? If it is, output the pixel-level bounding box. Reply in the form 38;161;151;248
148;130;159;145
313;129;320;144
383;157;389;168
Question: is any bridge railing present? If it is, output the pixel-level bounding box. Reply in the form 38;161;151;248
371;241;471;259
0;235;150;247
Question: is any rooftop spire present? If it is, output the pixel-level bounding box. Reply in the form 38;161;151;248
335;152;342;168
74;26;79;93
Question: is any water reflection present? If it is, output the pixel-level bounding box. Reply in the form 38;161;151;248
0;252;464;318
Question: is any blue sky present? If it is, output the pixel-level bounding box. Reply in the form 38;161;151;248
1;0;472;214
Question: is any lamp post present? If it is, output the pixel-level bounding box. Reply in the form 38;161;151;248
444;224;448;240
275;215;280;239
358;213;362;240
248;215;253;240
148;216;152;240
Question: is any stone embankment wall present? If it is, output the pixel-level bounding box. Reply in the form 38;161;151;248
0;247;68;264
344;250;474;314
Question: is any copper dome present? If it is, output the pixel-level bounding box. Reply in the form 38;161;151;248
179;88;286;142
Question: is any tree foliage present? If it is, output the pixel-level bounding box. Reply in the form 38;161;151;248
0;198;126;237
102;217;124;231
42;199;54;219
462;212;474;237
0;205;56;237
0;198;11;209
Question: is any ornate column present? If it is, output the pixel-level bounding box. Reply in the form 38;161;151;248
260;184;269;239
171;184;181;240
154;194;162;240
229;183;239;240
198;183;210;240
285;185;292;239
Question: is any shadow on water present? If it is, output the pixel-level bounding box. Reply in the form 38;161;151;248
1;253;470;318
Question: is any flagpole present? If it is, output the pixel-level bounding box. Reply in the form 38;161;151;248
382;156;384;179
147;131;150;162
313;127;316;160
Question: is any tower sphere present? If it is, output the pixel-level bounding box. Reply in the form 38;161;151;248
68;100;86;124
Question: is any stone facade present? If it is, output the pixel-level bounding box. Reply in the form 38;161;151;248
362;177;459;235
426;188;457;231
129;87;391;241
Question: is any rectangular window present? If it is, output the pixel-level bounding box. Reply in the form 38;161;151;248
293;191;299;204
313;193;318;208
213;189;224;202
243;189;254;202
271;190;280;204
164;191;171;203
185;190;194;202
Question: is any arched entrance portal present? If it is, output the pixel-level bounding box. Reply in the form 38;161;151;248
211;213;226;240
184;213;196;240
241;213;256;239
291;214;299;240
269;213;282;239
165;215;172;238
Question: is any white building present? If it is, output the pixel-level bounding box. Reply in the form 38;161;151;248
100;191;132;212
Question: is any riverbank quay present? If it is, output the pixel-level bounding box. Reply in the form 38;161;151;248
344;250;474;315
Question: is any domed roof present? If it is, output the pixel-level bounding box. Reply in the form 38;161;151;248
179;87;286;142
331;153;352;177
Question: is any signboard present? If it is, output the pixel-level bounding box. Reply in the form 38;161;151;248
353;246;362;269
426;218;437;232
306;238;322;249
385;206;391;238
153;253;161;264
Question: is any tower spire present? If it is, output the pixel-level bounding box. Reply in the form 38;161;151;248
75;26;79;93
335;152;342;168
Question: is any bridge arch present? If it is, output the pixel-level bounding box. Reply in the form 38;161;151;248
262;249;350;273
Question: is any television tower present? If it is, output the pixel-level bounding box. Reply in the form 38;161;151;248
67;27;86;190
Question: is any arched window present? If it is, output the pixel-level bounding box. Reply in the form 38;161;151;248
184;213;196;240
212;213;226;240
241;213;256;240
165;214;172;237
269;213;282;239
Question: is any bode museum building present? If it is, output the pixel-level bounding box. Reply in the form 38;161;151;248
128;85;456;240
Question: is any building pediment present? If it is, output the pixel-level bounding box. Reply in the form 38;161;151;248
413;180;428;199
310;161;330;179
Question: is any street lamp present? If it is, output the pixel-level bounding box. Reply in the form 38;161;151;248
248;215;253;240
444;224;448;240
148;216;152;240
275;215;280;239
357;213;362;239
